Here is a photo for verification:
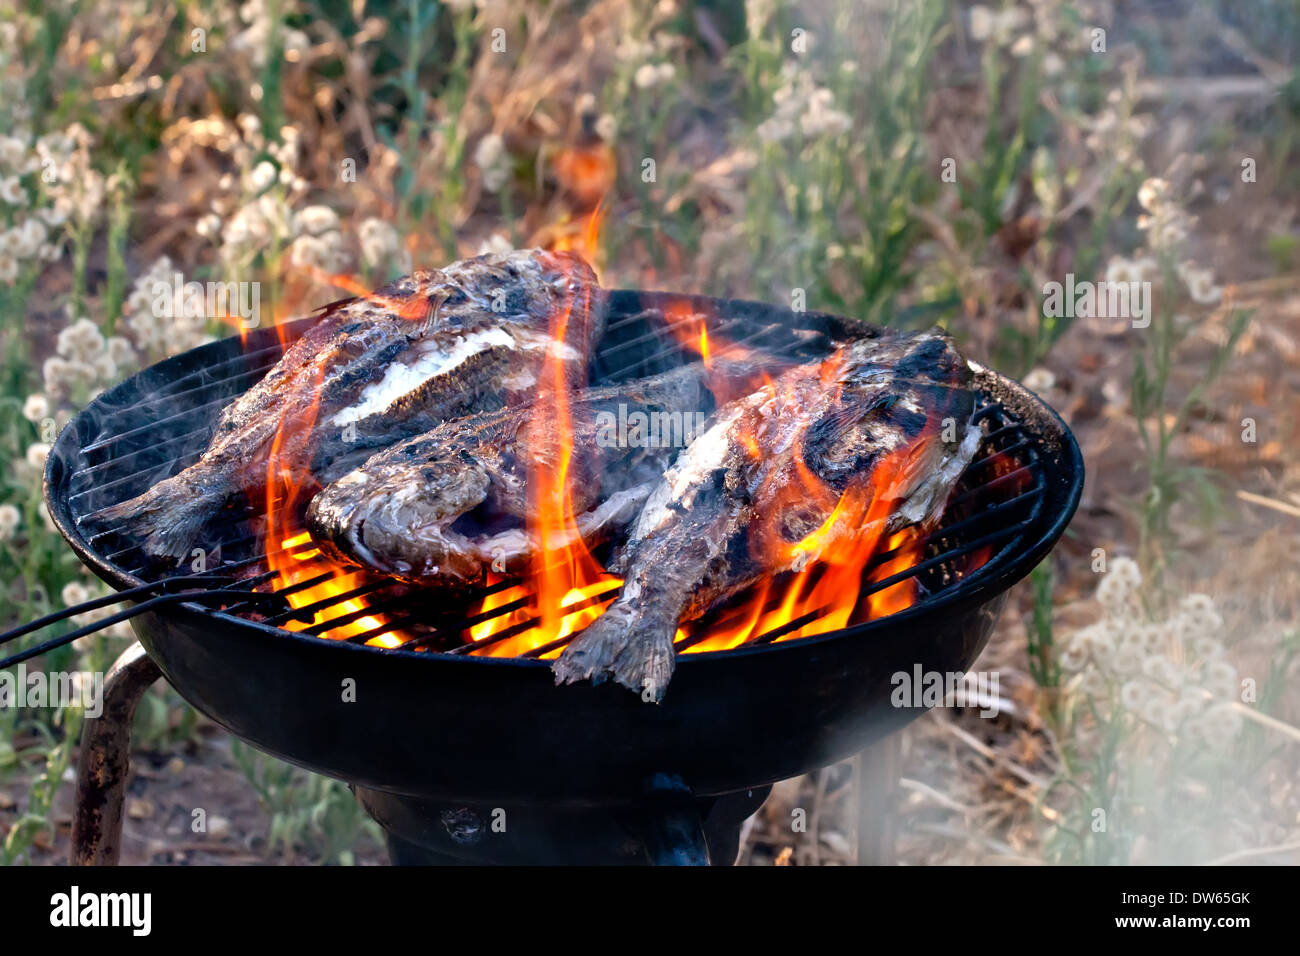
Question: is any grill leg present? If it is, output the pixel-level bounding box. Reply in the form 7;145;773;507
855;733;902;865
70;642;162;866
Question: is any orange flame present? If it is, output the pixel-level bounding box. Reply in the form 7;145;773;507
673;360;939;655
466;212;624;658
250;125;974;660
549;203;607;277
258;268;424;648
526;251;621;652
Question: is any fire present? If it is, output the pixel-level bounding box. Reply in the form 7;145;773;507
672;360;937;654
465;322;967;661
528;257;620;648
548;202;606;274
251;113;968;660
464;220;623;658
269;531;402;648
258;267;418;648
258;249;957;654
673;531;927;655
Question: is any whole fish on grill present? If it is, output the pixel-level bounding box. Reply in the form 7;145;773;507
553;329;983;701
304;355;788;588
89;250;605;560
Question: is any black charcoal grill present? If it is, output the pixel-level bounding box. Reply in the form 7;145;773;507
40;291;1083;865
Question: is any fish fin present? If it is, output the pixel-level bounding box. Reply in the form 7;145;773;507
88;475;224;561
553;605;678;703
419;290;450;335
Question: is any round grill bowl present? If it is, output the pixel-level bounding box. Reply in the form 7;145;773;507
44;291;1083;805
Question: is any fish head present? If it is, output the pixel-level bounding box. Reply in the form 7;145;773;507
430;249;604;344
305;457;493;585
840;327;970;384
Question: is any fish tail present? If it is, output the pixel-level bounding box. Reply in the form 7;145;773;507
552;603;678;703
88;472;226;561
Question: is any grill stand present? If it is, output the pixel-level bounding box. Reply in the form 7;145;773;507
357;777;773;865
70;642;161;865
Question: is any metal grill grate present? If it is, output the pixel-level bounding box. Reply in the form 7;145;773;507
64;300;1046;657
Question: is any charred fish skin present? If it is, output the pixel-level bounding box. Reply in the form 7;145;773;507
87;249;605;560
304;359;774;588
553;329;981;702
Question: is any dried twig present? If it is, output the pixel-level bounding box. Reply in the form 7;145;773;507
1237;489;1300;520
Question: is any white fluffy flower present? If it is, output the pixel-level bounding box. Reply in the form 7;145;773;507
61;580;90;607
969;5;994;41
26;442;50;470
1137;178;1168;212
1096;574;1132;614
40;199;71;228
1141;654;1181;690
1180;592;1223;638
1104;256;1139;286
0;503;20;540
634;62;675;89
289;230;349;273
1190;703;1241;750
1078;622;1118;660
1131;257;1159;282
0;135;27;170
1108;556;1141;590
249;161;277;192
758;74;851;144
293;205;341;237
968;4;1027;45
0;176;25;205
358;218;402;270
476;232;513;257
1058;637;1088;672
1022;368;1056;392
22;393;49;423
1181;265;1221;305
9;217;46;258
1169;691;1204;729
1201;659;1238;700
56;317;106;363
1119;680;1147;712
473;133;510;193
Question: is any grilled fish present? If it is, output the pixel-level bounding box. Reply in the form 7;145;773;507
552;329;983;701
304;356;785;587
90;250;605;560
